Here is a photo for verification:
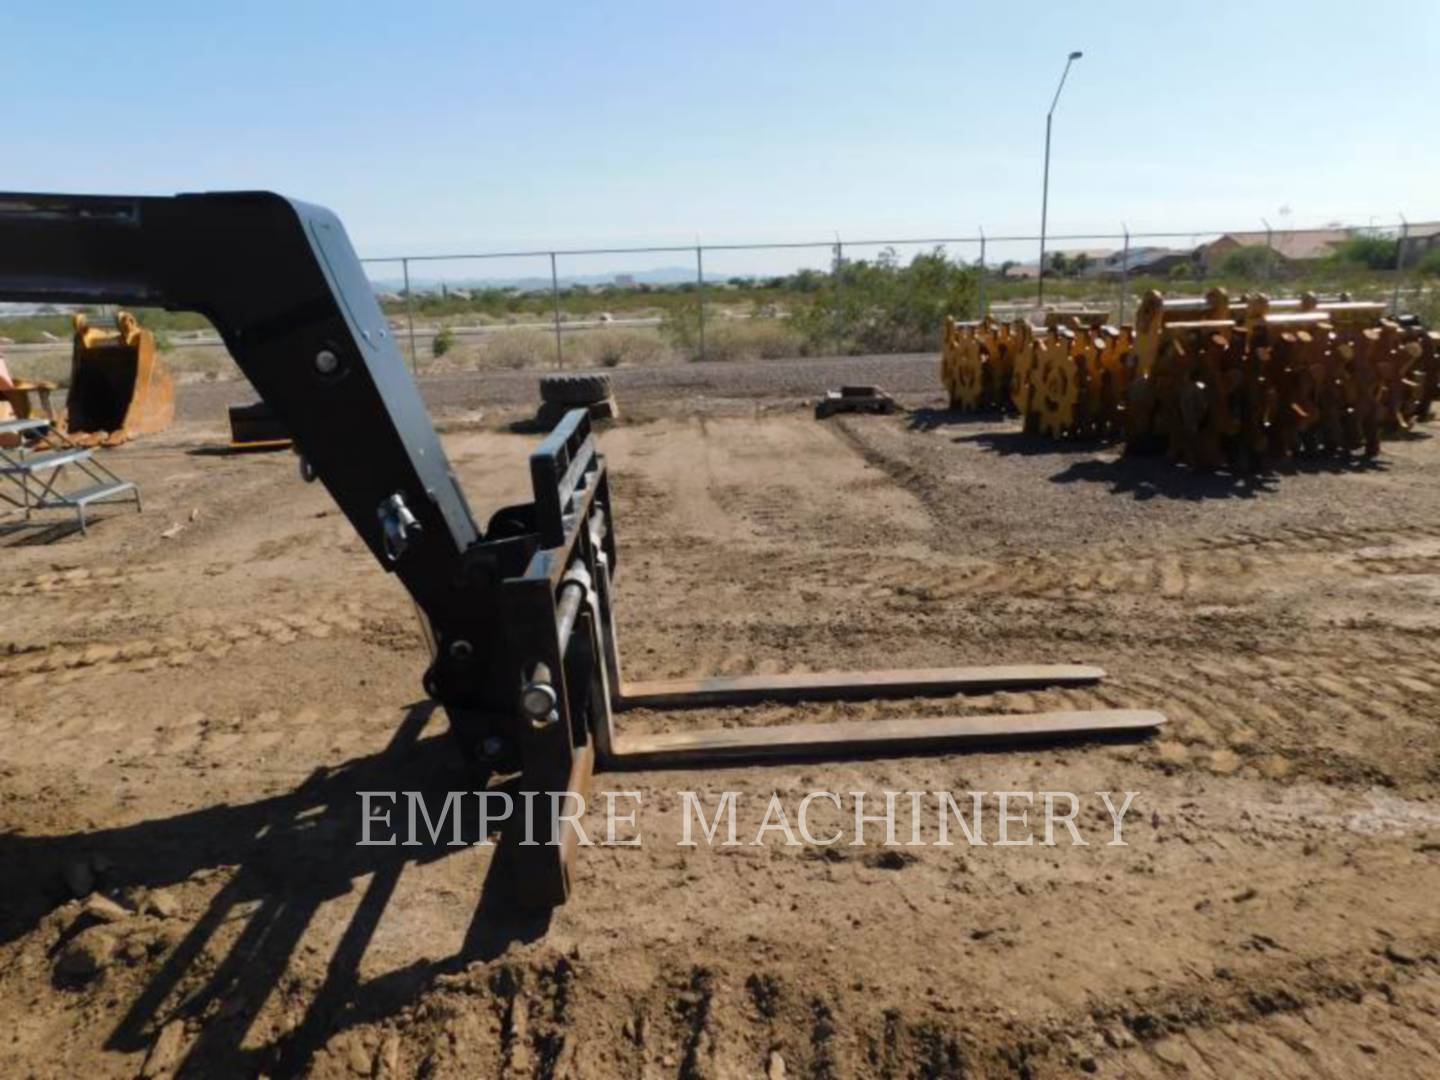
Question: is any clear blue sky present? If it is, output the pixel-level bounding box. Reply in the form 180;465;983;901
5;1;1436;273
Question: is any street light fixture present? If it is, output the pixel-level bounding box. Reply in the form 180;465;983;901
1037;50;1082;309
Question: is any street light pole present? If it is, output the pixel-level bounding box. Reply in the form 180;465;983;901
1037;50;1082;309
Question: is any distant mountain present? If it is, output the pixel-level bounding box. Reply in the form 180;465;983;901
367;265;708;293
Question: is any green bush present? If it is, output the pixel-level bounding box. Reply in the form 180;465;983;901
659;299;704;356
1332;235;1399;271
483;329;554;370
1409;287;1440;327
660;304;806;362
432;327;455;358
1416;248;1440;276
700;320;806;362
581;328;672;368
792;246;978;354
1220;245;1283;280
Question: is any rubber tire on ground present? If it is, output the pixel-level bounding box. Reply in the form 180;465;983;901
539;373;613;407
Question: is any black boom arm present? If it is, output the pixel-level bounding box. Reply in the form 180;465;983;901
0;191;1163;909
0;191;629;903
0;192;478;619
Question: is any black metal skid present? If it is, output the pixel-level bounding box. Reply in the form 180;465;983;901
0;192;1164;908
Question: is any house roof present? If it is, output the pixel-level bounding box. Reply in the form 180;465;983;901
1110;246;1188;270
1209;229;1350;260
1050;248;1115;262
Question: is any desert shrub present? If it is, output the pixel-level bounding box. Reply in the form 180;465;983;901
1409;286;1440;327
791;246;979;355
661;249;979;358
1220;245;1283;280
659;299;703;356
578;328;673;368
1;352;71;386
432;327;455;358
482;329;555;370
700;320;806;362
660;303;805;362
163;347;236;382
1332;235;1400;271
1416;248;1440;277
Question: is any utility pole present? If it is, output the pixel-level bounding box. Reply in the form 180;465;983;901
1037;50;1082;310
1393;213;1409;315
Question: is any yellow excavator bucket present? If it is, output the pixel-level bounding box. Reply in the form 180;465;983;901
67;311;175;446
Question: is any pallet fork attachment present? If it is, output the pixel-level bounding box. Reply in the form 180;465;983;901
0;191;1164;907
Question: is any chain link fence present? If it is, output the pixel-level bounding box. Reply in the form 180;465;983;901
357;217;1438;374
3;219;1435;382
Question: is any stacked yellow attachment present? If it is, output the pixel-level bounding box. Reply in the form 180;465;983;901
939;289;1439;471
940;316;1029;411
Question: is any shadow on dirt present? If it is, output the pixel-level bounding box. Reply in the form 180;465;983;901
956;430;1392;501
906;407;1008;432
950;429;1091;459
0;701;551;1078
185;444;291;458
0;518;84;546
1049;453;1390;502
1048;457;1276;501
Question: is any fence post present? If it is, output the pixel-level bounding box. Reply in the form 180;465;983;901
549;252;563;369
1262;218;1275;291
1392;214;1409;315
977;228;986;318
691;244;702;364
1118;225;1130;325
833;235;845;352
401;257;418;375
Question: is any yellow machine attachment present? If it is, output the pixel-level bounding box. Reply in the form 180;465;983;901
937;288;1435;469
940;316;974;407
227;400;292;451
1043;308;1109;331
1132;288;1232;370
1007;321;1039;416
941;316;1018;411
944;316;1040;412
1087;324;1133;438
1028;326;1083;437
67;311;175;446
0;352;60;448
1124;290;1238;454
1020;311;1128;440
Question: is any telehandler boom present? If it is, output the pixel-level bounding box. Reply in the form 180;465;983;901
0;192;1164;906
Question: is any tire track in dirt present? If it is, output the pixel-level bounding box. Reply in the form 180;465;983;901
612;622;1440;789
749;516;1440;606
0;607;422;690
0;698;408;771
315;938;1440;1078
751;547;1297;605
652;639;1430;790
1110;639;1440;787
1092;958;1440;1078
1;564;159;598
1353;552;1440;575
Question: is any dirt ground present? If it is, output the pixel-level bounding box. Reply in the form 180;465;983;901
2;368;1439;1078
